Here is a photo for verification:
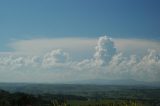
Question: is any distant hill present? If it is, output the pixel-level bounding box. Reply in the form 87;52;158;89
0;79;159;95
69;79;160;86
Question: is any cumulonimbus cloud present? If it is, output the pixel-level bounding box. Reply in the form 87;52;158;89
94;36;116;66
0;36;160;83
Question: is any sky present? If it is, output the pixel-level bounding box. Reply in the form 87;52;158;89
0;0;160;83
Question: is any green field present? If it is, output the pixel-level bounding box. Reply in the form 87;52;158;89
0;83;160;106
68;99;147;106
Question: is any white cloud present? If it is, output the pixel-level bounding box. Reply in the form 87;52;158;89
10;38;96;55
42;49;69;68
94;36;116;66
114;38;160;55
9;37;160;59
0;36;160;83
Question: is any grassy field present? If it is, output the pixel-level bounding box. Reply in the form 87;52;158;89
68;99;149;106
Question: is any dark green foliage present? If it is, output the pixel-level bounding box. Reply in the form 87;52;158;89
0;89;160;106
0;89;87;106
0;83;160;106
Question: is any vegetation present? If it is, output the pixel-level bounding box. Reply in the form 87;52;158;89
0;83;160;106
0;89;160;106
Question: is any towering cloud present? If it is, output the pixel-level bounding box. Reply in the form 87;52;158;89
0;36;160;83
136;49;160;81
94;36;116;66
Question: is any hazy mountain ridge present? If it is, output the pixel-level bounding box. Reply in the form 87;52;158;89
0;79;160;95
68;79;160;86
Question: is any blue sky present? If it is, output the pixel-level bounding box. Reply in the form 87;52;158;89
0;0;160;50
0;0;160;83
